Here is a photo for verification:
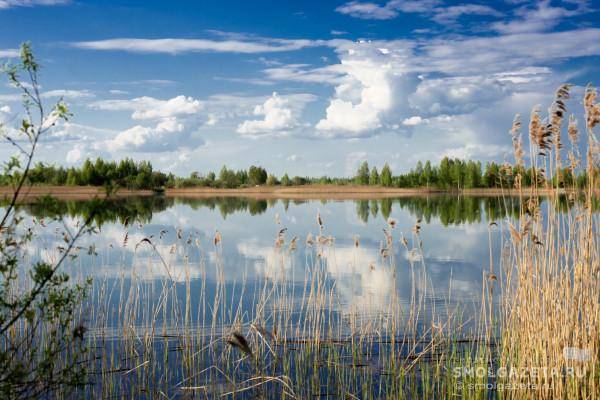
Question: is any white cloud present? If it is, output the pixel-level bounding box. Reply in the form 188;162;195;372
205;113;218;126
91;95;202;120
71;37;323;54
491;0;588;34
66;147;81;163
409;76;507;115
0;49;19;57
442;144;510;160
41;89;94;99
315;43;399;135
91;95;204;152
237;92;297;136
264;63;346;84
0;0;68;9
335;0;500;25
335;1;400;20
431;4;502;25
402;115;425;126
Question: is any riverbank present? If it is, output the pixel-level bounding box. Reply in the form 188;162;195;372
0;185;588;201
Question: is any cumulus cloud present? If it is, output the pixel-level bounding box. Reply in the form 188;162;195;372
236;92;315;137
409;76;508;115
91;95;202;120
402;115;425;126
91;95;204;152
316;46;397;135
66;147;81;163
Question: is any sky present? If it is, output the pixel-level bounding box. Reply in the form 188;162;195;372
0;0;599;177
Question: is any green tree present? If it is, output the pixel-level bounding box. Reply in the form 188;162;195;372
380;163;392;187
355;161;369;185
248;165;267;186
281;173;291;186
266;174;278;186
369;166;380;185
218;166;239;188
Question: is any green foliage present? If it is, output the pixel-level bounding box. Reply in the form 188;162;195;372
266;174;278;186
248;165;268;186
369;167;380;186
355;161;370;185
380;164;392;187
1;43;94;398
280;173;291;186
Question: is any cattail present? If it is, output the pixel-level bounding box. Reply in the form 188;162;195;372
387;218;397;229
316;212;323;229
214;230;222;246
400;235;409;247
382;228;393;247
412;220;421;235
227;332;252;356
548;84;572;168
529;106;552;157
122;232;129;247
177;228;182;240
306;233;314;247
380;248;389;259
509;113;525;167
354;235;360;248
289;236;298;251
584;84;600;131
567;115;580;172
568;114;579;145
275;235;284;248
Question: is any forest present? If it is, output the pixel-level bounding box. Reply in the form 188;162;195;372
0;156;591;190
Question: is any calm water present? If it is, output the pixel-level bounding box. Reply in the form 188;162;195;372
16;195;521;329
11;194;586;397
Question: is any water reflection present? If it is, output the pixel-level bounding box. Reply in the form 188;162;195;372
7;194;588;227
8;193;592;338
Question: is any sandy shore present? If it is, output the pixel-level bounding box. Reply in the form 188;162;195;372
0;185;585;201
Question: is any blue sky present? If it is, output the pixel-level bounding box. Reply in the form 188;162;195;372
0;0;599;177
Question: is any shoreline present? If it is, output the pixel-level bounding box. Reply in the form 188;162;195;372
0;185;586;201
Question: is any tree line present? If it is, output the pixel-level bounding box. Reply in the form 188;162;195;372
0;156;591;190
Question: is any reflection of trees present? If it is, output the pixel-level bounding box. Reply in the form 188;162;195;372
5;194;592;228
178;197;268;218
10;196;173;226
356;200;370;223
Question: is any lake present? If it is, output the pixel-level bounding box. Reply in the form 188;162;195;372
9;194;585;398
